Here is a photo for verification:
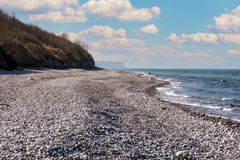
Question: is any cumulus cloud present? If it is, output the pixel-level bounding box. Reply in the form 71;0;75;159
139;24;159;34
27;0;160;23
214;6;240;33
81;0;160;21
121;45;215;60
0;0;78;10
29;7;86;23
167;33;218;45
117;7;160;21
60;25;126;42
78;25;126;38
175;52;213;59
127;46;176;55
26;0;160;23
218;34;240;44
168;32;240;45
167;33;187;45
226;49;240;57
95;37;144;48
59;26;143;49
87;38;144;49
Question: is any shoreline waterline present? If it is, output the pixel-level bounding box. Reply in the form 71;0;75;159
127;69;240;123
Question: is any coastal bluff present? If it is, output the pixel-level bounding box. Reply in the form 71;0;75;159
0;10;95;70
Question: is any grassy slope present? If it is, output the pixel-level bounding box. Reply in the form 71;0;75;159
0;10;95;69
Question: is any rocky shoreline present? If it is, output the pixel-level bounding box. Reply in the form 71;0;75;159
0;69;239;159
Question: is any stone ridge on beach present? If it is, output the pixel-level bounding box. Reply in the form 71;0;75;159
0;69;239;159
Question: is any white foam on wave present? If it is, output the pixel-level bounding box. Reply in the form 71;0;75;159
156;87;168;91
181;102;224;110
182;94;190;98
166;78;176;81
139;72;149;77
184;102;236;112
156;86;189;99
222;107;235;112
203;105;223;110
165;90;179;97
221;97;233;101
155;77;165;81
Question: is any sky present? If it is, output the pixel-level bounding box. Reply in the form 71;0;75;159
1;0;240;69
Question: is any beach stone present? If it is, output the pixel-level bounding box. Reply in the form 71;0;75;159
175;150;190;159
204;152;214;159
27;77;34;81
47;147;67;157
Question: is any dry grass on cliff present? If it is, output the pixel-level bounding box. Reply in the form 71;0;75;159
0;10;94;69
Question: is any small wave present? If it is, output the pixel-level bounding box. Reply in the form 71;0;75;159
155;77;165;81
164;90;189;98
170;82;182;90
222;107;235;112
182;94;190;98
202;105;223;110
164;90;179;97
156;87;168;91
166;78;176;81
156;87;190;99
221;97;233;101
193;104;235;112
202;96;233;101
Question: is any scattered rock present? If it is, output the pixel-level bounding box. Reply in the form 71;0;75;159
48;147;67;157
175;150;190;159
27;77;34;81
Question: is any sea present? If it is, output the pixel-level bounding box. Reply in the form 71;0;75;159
126;69;240;121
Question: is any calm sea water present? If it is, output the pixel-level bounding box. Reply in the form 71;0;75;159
127;69;240;120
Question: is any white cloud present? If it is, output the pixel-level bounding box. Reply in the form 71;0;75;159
139;24;159;34
168;33;240;45
87;38;144;49
175;52;212;59
167;33;218;45
218;34;240;44
29;7;86;23
0;0;78;10
127;46;176;55
78;25;126;38
59;26;143;49
167;33;187;45
97;37;144;48
117;7;160;21
27;0;160;23
226;49;240;57
59;25;127;42
75;0;160;21
214;6;240;33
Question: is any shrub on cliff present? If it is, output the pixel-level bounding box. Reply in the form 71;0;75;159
0;9;95;70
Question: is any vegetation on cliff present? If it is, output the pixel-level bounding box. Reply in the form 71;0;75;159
0;10;95;69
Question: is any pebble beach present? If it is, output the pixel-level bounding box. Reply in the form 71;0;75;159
0;69;240;159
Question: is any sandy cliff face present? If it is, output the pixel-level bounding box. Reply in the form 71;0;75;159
0;10;95;70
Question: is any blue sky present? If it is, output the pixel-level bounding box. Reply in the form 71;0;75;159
1;0;240;69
